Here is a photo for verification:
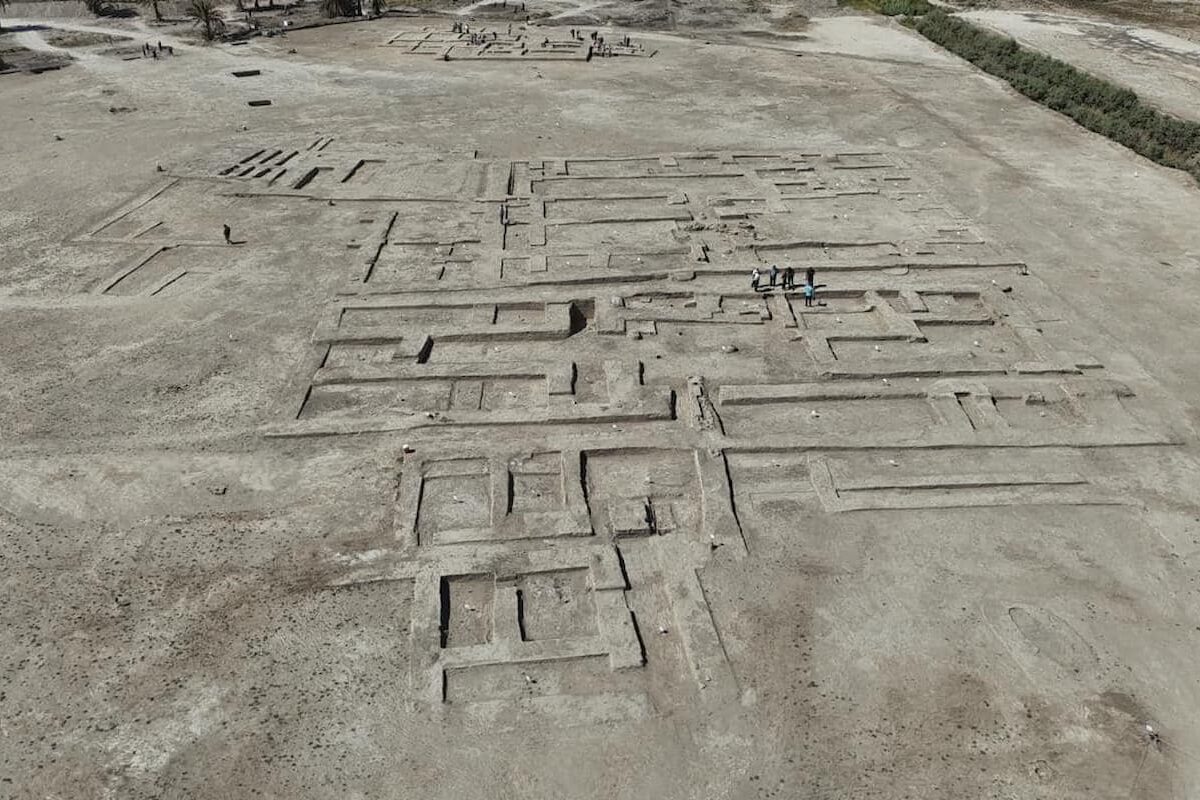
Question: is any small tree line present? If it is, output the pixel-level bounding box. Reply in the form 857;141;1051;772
839;0;932;17
912;10;1200;183
319;0;387;18
14;0;387;41
72;0;222;39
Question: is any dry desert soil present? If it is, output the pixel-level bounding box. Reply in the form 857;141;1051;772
2;0;1200;797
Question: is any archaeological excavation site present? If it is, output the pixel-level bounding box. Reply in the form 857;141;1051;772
3;0;1200;796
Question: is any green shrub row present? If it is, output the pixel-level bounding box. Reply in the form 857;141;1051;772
913;10;1200;183
841;0;934;17
877;0;934;16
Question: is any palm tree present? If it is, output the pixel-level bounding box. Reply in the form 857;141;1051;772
186;0;225;40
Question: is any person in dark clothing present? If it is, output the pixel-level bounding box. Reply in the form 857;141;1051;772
784;266;795;290
223;224;232;244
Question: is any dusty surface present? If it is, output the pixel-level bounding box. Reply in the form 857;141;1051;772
963;9;1200;122
951;0;1200;38
3;4;1200;800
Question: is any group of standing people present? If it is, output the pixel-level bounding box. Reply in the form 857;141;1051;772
751;265;819;306
452;21;520;42
141;41;174;59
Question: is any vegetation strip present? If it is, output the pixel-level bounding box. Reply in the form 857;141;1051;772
910;10;1200;184
840;0;933;17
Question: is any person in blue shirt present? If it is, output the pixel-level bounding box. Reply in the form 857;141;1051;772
803;281;815;307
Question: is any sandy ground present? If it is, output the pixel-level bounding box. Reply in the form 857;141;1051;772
2;5;1200;800
963;9;1200;122
955;0;1200;39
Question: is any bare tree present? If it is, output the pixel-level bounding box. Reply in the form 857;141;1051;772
139;0;164;22
186;0;225;40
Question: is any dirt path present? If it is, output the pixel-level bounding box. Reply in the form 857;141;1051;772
2;16;202;48
545;0;619;20
962;9;1200;123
